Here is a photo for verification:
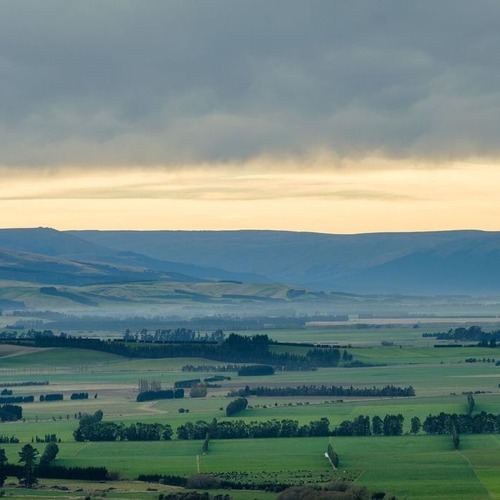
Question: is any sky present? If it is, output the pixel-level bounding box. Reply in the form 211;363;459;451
1;1;500;233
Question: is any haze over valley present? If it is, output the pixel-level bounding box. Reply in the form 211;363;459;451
2;227;500;326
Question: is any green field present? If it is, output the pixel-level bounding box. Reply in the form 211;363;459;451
0;324;499;499
0;435;498;499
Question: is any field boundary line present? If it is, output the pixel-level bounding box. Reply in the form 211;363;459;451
353;469;366;483
456;450;493;499
137;401;169;414
73;442;90;456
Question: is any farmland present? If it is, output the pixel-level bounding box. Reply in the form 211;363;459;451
0;323;499;499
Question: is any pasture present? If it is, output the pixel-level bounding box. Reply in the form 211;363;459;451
0;434;498;499
0;323;499;499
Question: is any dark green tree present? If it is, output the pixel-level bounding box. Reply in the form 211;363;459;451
326;443;339;468
466;393;475;416
451;417;460;450
18;443;39;488
352;415;371;436
372;415;383;435
39;442;59;466
410;416;421;434
308;417;330;436
226;397;248;417
0;447;8;486
202;432;210;454
383;414;404;436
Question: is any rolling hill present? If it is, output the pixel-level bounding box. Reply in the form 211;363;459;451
71;229;500;294
2;227;500;295
0;228;267;285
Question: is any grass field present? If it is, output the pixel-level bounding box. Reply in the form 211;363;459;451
0;435;498;499
0;324;499;499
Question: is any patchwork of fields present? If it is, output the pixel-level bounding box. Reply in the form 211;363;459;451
0;324;499;499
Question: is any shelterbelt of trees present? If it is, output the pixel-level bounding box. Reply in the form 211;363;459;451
422;411;500;434
423;325;500;347
66;414;430;441
2;330;351;369
0;393;92;405
233;384;415;398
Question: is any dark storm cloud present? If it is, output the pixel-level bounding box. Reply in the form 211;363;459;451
1;0;500;167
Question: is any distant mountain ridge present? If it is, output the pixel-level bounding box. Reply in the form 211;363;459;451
1;227;500;294
70;229;500;294
0;246;194;286
0;228;268;286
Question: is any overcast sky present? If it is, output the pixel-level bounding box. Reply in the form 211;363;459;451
1;1;500;231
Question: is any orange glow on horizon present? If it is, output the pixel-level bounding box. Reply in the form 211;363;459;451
1;156;499;233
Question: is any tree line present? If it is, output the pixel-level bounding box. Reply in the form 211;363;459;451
423;326;499;347
123;327;225;343
237;365;275;376
234;384;415;398
70;410;499;443
74;420;173;442
328;411;500;436
0;392;89;404
26;331;351;369
70;392;89;400
0;435;19;443
0;381;49;387
176;417;331;440
136;389;184;402
0;444;108;487
333;414;404;436
422;411;500;434
39;394;63;402
174;378;202;388
182;364;241;372
0;395;34;404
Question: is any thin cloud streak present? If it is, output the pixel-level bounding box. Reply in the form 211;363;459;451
0;162;428;203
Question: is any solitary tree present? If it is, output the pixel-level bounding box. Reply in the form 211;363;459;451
18;444;39;488
190;383;208;398
202;432;210;454
225;397;248;417
451;419;460;450
40;442;59;466
466;393;475;416
326;443;339;468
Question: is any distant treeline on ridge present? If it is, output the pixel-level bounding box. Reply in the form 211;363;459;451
424;326;499;347
4;330;351;369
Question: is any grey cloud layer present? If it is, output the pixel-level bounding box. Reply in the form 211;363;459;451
1;0;500;167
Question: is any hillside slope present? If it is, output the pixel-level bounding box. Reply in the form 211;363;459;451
0;228;267;284
2;228;500;294
71;229;500;294
0;247;193;286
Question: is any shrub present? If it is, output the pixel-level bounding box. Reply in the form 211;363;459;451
186;473;220;489
189;383;208;398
